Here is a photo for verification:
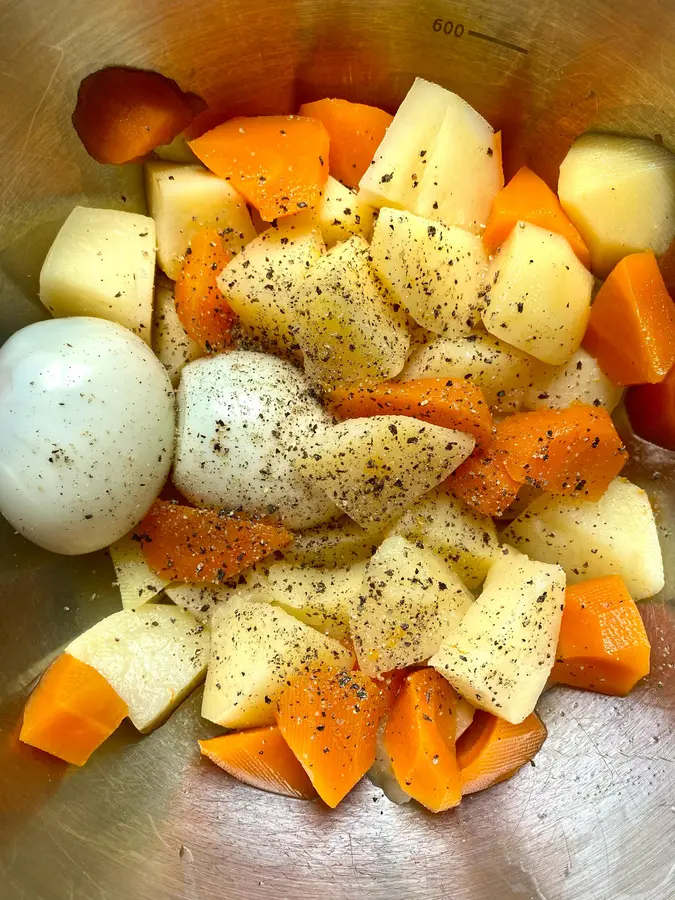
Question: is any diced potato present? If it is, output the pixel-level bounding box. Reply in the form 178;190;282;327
164;565;270;623
387;488;499;590
401;331;539;412
145;162;255;280
109;532;167;610
151;273;202;386
279;516;382;568
296;415;475;532
202;598;353;728
523;348;623;412
266;560;367;640
39;206;156;343
430;545;565;724
359;77;501;233
352;535;473;675
66;605;209;732
299;175;376;247
218;219;324;356
154;133;199;164
369;208;488;336
502;477;664;601
295;235;410;387
482;222;593;365
558;133;675;276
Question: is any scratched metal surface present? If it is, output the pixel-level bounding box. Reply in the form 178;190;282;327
1;0;675;898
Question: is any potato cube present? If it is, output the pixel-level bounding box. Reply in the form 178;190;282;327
523;348;623;412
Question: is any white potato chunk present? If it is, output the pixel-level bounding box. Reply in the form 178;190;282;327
202;598;353;728
502;477;664;600
145;162;255;279
164;564;270;624
267;560;367;641
66;605;209;732
173;351;337;529
39;206;155;343
558;133;675;276
218;218;324;356
359;77;501;233
298;175;376;247
482;222;593;365
153;134;198;164
151;273;202;387
279;516;382;568
523;348;623;412
369;208;488;336
402;331;539;412
430;545;565;724
295;235;410;387
109;532;167;611
352;535;473;676
387;488;499;590
297;415;475;532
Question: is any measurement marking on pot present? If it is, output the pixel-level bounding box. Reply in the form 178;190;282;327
468;30;529;54
431;18;528;54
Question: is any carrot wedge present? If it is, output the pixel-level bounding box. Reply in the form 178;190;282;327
174;228;235;352
199;727;317;799
136;500;292;583
484;166;591;267
298;99;393;189
457;710;547;795
625;368;675;450
551;576;651;695
189;116;329;222
447;421;521;516
276;669;389;808
329;379;493;447
20;654;128;766
383;668;462;813
583;251;675;385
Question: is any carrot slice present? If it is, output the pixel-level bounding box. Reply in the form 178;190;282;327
199;726;317;799
498;405;627;500
136;499;292;583
276;669;389;808
329;379;493;447
583;251;675;385
174;228;235;352
551;575;651;695
484;166;591;267
447;421;521;516
72;67;196;165
20;654;128;766
456;710;547;795
189;116;330;222
297;98;393;190
383;668;462;813
625;367;675;450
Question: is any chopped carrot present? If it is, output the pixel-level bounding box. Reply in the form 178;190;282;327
498;405;627;500
136;499;292;583
329;379;493;447
456;710;547;795
189;116;330;222
447;421;521;516
199;726;317;799
20;654;128;766
484;166;591;267
276;669;390;808
625;368;675;450
72;67;196;165
551;576;651;695
297;98;393;189
383;668;462;813
174;228;235;352
583;251;675;385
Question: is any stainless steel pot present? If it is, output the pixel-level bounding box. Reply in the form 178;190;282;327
1;1;674;898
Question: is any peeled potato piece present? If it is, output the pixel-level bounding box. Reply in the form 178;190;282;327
523;348;623;412
151;273;203;387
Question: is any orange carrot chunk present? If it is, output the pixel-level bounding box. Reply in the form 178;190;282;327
189;116;330;222
297;98;393;189
136;499;292;584
329;379;493;447
625;367;675;450
498;405;627;500
174;228;235;352
20;654;128;766
583;251;675;385
484;166;591;267
383;668;462;813
551;576;651;696
447;421;521;517
199;726;317;799
456;710;547;795
72;67;196;165
276;669;389;808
